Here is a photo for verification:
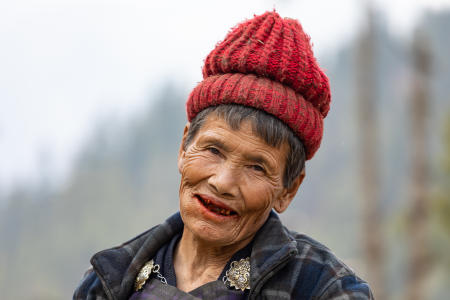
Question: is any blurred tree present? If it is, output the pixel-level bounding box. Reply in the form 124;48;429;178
355;5;385;299
0;82;187;299
428;113;450;298
405;27;432;300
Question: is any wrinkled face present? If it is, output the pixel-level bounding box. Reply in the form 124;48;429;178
178;113;299;247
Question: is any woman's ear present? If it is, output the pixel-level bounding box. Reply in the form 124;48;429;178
273;168;306;213
178;123;190;173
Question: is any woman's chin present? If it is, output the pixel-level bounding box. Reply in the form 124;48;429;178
189;220;237;245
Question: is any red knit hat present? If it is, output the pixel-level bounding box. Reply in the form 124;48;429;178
186;11;331;159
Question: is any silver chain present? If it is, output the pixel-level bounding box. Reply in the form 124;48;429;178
151;263;168;285
152;262;229;287
150;258;249;291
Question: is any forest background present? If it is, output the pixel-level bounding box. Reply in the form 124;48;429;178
0;1;449;299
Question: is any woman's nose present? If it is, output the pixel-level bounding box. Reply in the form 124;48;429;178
207;163;239;198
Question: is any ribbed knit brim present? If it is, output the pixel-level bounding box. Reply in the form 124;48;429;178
186;11;331;160
187;73;323;159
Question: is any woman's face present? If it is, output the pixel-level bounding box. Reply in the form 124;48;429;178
178;113;301;247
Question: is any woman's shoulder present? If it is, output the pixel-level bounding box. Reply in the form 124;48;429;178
73;267;108;300
72;225;160;300
288;229;353;272
281;228;373;299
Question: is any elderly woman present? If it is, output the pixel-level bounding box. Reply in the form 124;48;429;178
74;11;373;300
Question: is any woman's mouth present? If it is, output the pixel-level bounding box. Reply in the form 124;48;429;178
195;194;238;217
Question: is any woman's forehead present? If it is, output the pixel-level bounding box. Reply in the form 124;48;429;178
193;114;289;164
197;113;257;141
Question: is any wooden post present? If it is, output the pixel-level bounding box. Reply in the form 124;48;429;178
355;6;385;299
406;28;431;300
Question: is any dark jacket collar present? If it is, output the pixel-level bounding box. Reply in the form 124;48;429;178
90;211;297;300
249;211;298;297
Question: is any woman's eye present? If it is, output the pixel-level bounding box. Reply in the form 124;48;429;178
251;165;265;173
207;147;220;155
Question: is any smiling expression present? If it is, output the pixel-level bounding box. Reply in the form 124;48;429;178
177;113;301;247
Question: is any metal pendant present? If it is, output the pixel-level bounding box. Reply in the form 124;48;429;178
134;259;155;291
224;257;251;291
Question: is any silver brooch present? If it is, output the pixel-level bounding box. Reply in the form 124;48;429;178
223;257;251;291
135;260;155;291
135;259;167;291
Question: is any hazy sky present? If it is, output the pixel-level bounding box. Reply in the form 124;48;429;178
1;0;449;193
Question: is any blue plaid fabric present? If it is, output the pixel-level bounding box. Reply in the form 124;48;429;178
73;211;373;299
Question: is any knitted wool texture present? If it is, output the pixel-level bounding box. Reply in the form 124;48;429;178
186;11;331;159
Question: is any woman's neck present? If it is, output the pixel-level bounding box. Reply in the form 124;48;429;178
173;227;251;292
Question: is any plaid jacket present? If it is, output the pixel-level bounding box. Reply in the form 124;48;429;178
73;212;373;299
